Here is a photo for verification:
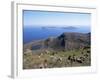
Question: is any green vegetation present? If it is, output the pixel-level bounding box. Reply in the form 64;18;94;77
23;47;91;69
23;32;91;69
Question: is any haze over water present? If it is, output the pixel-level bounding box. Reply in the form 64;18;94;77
23;10;91;44
23;26;90;44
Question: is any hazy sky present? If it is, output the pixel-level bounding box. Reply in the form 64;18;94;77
23;10;91;27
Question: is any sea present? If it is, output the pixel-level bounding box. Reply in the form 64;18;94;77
23;26;90;44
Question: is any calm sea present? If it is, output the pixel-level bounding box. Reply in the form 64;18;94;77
23;26;90;44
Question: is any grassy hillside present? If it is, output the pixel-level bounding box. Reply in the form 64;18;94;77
23;47;90;69
23;32;91;69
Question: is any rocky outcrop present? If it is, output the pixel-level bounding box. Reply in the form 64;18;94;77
24;32;90;51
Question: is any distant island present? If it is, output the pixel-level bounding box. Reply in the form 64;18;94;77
41;26;77;29
61;26;77;29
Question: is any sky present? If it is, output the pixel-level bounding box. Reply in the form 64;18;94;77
23;10;91;27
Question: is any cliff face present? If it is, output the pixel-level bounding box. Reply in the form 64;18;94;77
24;32;90;51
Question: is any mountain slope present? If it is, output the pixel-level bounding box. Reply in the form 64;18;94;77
24;32;90;52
